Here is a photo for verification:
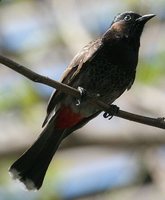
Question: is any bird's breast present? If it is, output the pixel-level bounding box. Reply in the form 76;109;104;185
82;58;135;97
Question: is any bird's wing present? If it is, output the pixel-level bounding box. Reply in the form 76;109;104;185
42;38;103;127
61;38;103;84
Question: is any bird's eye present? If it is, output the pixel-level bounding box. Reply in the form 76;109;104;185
124;15;131;21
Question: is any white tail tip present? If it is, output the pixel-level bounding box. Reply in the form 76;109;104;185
9;168;38;191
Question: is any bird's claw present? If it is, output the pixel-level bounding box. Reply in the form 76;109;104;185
76;87;87;106
76;87;100;106
103;105;119;120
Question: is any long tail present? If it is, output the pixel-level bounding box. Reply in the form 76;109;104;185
9;117;65;190
9;105;100;190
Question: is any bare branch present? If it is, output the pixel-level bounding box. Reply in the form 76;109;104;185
0;55;165;129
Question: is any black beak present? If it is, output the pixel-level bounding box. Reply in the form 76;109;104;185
136;14;155;24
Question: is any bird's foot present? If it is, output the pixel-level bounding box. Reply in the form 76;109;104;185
76;87;87;106
103;105;119;120
76;87;100;106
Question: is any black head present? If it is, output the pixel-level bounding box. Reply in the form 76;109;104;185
104;11;155;46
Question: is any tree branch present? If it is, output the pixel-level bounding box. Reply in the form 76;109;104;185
0;55;165;129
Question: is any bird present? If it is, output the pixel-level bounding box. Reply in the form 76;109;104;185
9;11;155;190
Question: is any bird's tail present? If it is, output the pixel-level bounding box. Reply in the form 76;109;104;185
9;117;65;190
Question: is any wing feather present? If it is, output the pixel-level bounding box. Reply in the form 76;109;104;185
42;39;103;126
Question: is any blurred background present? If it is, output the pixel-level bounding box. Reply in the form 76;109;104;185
0;0;165;199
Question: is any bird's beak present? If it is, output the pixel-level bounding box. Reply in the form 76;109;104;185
136;14;156;24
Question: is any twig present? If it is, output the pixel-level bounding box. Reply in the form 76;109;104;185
0;55;165;129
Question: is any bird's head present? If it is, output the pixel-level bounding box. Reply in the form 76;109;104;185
103;11;155;46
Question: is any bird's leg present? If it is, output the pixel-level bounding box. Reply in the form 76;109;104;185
76;87;87;106
76;86;100;106
103;105;119;120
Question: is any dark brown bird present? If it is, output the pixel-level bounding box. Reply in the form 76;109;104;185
9;11;155;190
